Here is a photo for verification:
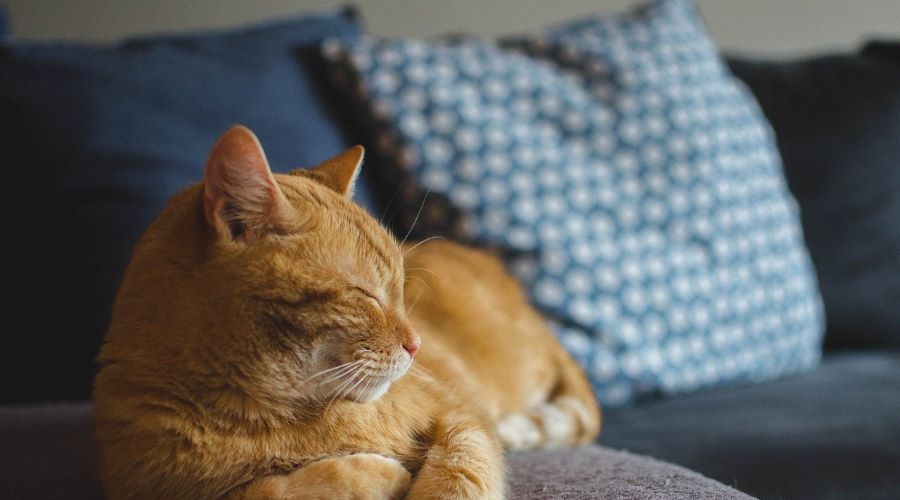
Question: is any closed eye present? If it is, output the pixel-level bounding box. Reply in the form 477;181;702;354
353;287;384;311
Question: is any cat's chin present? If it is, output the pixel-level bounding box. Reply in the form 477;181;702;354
349;378;392;403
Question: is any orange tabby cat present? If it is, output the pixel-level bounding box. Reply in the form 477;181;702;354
93;126;600;500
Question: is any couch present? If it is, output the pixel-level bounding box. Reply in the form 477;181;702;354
1;5;898;500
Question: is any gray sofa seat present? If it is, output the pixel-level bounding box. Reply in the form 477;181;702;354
0;403;754;500
601;351;900;500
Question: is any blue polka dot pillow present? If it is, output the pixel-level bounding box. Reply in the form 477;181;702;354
324;0;824;406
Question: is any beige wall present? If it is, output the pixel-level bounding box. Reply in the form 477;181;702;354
3;0;899;56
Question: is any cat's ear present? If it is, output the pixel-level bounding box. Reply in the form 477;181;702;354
203;125;294;241
308;145;365;197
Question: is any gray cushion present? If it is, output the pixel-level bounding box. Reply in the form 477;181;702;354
602;351;900;500
0;403;755;500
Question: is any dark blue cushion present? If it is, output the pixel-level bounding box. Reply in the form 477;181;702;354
0;6;7;36
0;10;361;402
728;43;900;349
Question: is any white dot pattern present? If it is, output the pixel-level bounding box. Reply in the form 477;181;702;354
324;0;824;406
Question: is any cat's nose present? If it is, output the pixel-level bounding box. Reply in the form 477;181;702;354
403;336;421;358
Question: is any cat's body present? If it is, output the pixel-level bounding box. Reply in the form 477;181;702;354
94;127;599;500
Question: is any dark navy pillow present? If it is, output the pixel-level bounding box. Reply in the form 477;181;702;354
0;6;7;37
728;42;900;349
0;10;361;402
325;0;824;406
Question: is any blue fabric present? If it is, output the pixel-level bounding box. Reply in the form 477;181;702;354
603;351;900;500
728;43;900;349
0;10;360;402
0;6;7;36
325;0;824;406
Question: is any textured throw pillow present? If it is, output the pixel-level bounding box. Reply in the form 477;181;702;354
728;42;900;349
0;9;360;402
325;0;824;405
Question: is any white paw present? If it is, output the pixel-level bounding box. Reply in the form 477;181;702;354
533;403;575;447
496;413;541;450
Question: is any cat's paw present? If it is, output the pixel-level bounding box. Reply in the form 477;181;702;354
339;454;411;500
290;453;411;500
496;413;542;450
405;427;505;500
497;396;593;450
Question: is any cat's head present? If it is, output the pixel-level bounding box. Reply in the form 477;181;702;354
180;126;419;412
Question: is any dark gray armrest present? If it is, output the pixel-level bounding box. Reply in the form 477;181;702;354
509;446;756;500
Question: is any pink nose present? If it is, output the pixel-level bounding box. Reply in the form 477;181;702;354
403;337;421;358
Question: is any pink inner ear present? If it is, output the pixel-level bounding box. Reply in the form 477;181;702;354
203;126;282;236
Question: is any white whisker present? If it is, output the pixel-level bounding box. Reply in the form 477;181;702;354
319;362;361;385
411;364;437;380
406;287;426;315
341;371;369;400
319;361;365;386
359;375;378;401
329;366;364;401
399;187;431;247
379;179;411;225
403;236;445;257
406;267;441;281
303;360;360;384
405;275;433;295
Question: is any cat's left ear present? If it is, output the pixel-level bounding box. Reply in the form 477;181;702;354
203;126;299;242
307;145;365;197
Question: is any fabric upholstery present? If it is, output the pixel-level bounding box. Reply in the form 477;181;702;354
728;43;900;349
507;447;755;500
0;402;756;500
0;10;360;403
601;351;900;500
323;0;824;406
2;353;896;500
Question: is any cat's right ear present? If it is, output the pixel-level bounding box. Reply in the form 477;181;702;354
203;126;295;242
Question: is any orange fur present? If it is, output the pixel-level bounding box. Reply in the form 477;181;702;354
94;126;600;500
